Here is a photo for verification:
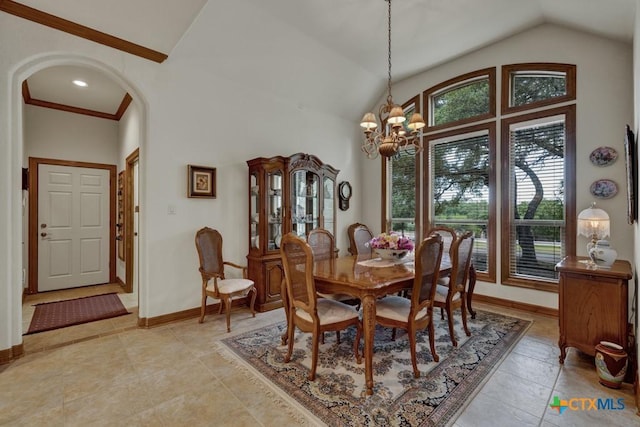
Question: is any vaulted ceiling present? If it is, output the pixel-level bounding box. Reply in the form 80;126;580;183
3;0;635;119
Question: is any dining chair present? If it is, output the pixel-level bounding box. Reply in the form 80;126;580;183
347;222;373;256
195;227;257;332
308;228;359;343
434;231;474;346
427;225;457;257
280;232;362;380
369;234;444;378
307;228;336;261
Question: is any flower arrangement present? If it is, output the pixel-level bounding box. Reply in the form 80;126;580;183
368;232;414;251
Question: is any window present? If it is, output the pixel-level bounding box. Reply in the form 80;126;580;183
501;63;576;115
384;96;421;241
384;63;576;291
423;68;496;131
500;105;576;291
425;123;496;282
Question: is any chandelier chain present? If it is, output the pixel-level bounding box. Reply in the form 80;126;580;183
359;0;425;159
387;0;392;104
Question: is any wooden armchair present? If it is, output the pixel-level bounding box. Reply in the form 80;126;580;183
195;227;257;332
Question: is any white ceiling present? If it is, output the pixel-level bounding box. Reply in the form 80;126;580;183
15;0;637;117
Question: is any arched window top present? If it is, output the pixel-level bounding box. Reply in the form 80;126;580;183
423;67;496;132
501;63;576;115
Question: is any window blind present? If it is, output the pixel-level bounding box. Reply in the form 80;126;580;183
431;133;490;273
508;121;566;280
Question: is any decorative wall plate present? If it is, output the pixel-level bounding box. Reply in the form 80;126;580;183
590;179;618;199
589;146;618;166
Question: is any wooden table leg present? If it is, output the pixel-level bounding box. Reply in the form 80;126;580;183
361;294;376;396
280;278;289;345
467;263;477;319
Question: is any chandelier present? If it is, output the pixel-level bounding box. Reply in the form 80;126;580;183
359;0;425;159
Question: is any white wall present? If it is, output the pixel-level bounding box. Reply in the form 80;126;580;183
23;105;119;163
360;23;634;309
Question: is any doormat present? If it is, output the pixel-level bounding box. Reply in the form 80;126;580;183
25;292;130;335
218;310;531;426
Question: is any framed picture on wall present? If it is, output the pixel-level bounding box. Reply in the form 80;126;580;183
188;165;216;198
624;124;637;224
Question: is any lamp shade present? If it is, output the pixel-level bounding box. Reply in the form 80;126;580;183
407;113;426;131
360;112;378;130
577;204;610;239
387;105;406;124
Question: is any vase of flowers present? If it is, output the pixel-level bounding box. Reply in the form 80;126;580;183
368;232;414;260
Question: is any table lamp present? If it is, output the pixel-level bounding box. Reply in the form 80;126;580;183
577;202;611;266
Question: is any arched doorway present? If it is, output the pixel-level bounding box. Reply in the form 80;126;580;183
11;54;147;345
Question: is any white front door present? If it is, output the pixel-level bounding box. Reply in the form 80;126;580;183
38;164;110;291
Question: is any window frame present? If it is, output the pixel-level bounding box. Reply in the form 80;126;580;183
501;63;576;115
423;122;497;283
500;104;576;291
423;67;496;132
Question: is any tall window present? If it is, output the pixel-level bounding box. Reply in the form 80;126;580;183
384;63;576;291
425;123;496;282
501;106;575;290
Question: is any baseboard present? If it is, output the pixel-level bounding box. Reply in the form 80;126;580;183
137;299;247;328
635;369;639;416
473;294;558;317
0;343;24;365
115;276;125;287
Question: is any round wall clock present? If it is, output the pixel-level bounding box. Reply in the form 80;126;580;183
338;181;352;211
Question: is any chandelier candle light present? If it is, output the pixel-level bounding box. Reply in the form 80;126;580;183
359;0;425;159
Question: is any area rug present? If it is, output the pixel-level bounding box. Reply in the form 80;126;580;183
218;310;531;426
25;292;130;335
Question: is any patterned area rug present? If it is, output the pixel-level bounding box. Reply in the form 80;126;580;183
25;293;130;335
219;310;531;426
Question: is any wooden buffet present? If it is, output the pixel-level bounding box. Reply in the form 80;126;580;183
555;256;631;364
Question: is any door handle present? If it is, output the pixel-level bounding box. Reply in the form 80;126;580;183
40;232;47;238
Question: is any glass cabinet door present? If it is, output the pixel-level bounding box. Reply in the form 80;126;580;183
267;171;283;251
250;172;259;249
323;176;335;235
291;170;319;238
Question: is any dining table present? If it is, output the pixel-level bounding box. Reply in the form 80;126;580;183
312;253;457;396
279;251;477;396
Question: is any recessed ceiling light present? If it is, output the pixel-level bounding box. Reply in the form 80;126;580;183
72;80;88;87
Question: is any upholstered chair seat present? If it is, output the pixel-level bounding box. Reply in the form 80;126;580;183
295;298;360;324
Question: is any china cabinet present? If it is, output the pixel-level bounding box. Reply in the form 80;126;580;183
247;153;338;311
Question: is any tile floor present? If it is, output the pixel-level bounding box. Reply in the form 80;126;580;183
1;285;638;426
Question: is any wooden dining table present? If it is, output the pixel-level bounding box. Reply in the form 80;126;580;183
279;252;477;396
312;254;455;396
